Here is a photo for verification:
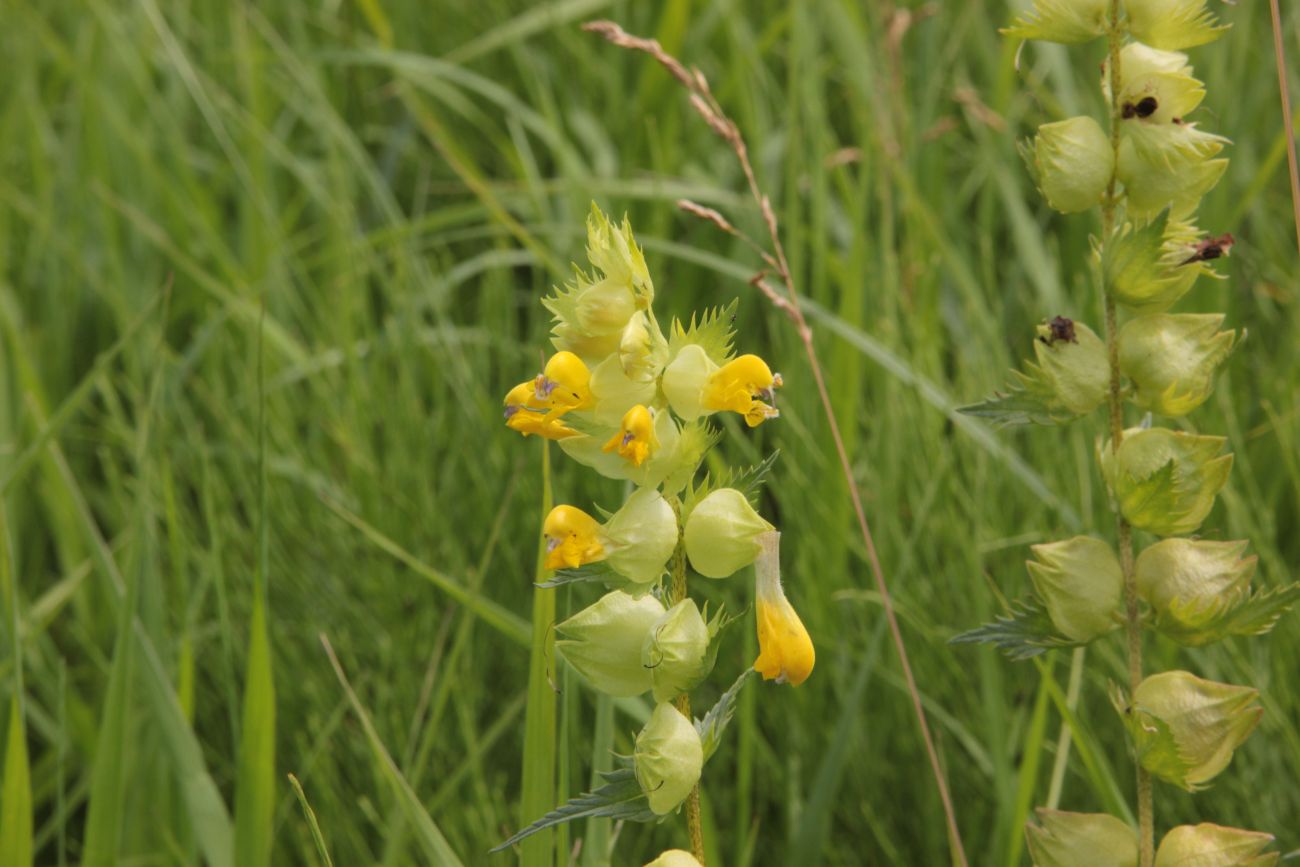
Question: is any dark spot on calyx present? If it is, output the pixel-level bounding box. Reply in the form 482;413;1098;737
1041;315;1077;346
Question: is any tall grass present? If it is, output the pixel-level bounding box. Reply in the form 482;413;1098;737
1;1;1298;864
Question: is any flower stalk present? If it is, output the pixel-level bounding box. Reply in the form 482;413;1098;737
1099;4;1155;862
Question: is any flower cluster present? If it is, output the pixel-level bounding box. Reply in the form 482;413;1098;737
958;1;1298;864
502;205;814;853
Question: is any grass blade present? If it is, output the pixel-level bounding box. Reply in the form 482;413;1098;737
287;774;335;867
0;504;32;867
320;635;465;867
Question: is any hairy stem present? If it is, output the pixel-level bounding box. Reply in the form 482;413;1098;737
668;523;705;864
1102;5;1155;864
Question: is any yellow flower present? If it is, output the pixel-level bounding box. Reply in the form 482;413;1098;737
752;531;814;685
502;352;593;440
703;354;782;427
542;505;605;570
532;351;592;414
601;404;659;467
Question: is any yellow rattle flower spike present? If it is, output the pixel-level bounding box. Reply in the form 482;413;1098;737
703;354;782;427
542;505;605;571
752;530;814;686
602;404;659;467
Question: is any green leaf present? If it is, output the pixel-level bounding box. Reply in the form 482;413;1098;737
695;668;755;763
538;561;638;591
961;369;1081;431
949;597;1084;660
491;765;660;853
668;299;738;365
679;448;777;526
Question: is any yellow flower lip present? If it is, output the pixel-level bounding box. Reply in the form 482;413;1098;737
542;505;606;571
601;404;658;466
703;354;782;427
752;531;814;686
534;351;592;413
502;352;593;440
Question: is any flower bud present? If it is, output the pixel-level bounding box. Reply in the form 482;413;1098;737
1129;670;1261;790
1027;537;1123;642
753;531;815;686
620;311;669;384
643;599;711;702
1155;824;1276;867
1099;427;1232;536
603;488;679;584
1120;314;1236;416
1002;0;1108;44
555;591;665;697
1032;319;1109;414
1032;117;1114;213
545;205;653;363
644;851;703;867
1025;809;1137;867
1125;0;1228;52
634;702;703;815
1136;539;1255;636
684;488;774;578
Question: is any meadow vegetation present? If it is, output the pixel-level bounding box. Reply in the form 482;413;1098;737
2;1;1298;864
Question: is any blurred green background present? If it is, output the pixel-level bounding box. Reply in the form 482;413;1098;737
2;0;1299;864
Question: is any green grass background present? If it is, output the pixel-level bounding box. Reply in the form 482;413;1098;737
2;0;1299;864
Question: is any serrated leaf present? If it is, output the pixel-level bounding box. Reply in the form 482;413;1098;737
959;346;1098;427
731;450;781;503
680;449;778;525
490;766;659;852
668;299;737;366
949;597;1084;660
1154;582;1300;646
695;668;755;763
537;561;639;591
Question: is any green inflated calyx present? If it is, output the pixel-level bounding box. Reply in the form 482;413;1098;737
642;598;712;702
555;591;665;697
1031;116;1114;214
1025;809;1137;867
1027;536;1123;642
1120;313;1236;416
633;702;703;815
1125;670;1262;791
1099;427;1232;536
684;488;773;578
1154;824;1276;866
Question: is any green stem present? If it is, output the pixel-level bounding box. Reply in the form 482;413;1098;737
521;443;557;867
1101;6;1155;864
667;519;705;865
